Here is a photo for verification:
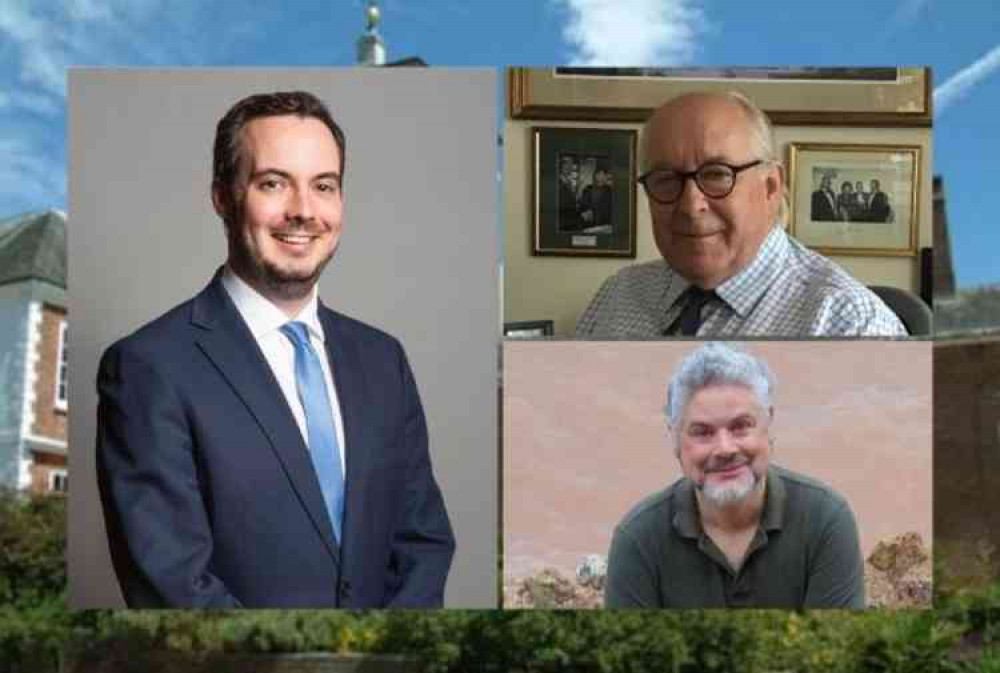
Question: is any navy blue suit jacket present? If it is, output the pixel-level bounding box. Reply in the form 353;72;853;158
96;273;455;608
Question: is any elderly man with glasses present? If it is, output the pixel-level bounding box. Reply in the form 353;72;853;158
575;92;906;337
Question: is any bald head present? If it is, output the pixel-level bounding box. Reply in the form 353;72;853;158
641;92;776;173
638;91;787;289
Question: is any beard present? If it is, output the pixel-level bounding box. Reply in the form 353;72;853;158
697;458;763;508
227;220;336;303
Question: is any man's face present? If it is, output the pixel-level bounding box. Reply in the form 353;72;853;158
820;176;832;192
561;157;578;186
855;181;864;193
644;95;783;289
675;383;772;508
215;115;343;304
870;180;880;193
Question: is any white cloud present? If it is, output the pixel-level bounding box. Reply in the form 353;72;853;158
0;0;226;214
890;0;932;28
0;136;63;209
557;0;707;66
935;45;1000;116
0;90;60;116
0;1;207;103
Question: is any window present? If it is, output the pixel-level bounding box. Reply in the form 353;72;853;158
54;321;67;411
49;470;68;493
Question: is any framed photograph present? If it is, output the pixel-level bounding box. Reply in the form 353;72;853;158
509;67;931;127
503;320;554;339
787;143;921;256
532;126;637;257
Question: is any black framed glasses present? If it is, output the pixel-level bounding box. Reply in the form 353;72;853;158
638;160;765;204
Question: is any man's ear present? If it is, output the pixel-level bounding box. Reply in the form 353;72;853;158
766;163;785;201
211;182;228;222
669;425;682;461
767;406;775;451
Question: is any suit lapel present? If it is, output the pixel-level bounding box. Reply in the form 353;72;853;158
190;275;341;564
319;306;374;554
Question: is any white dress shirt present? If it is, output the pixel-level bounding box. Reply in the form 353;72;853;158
221;267;346;472
576;225;907;338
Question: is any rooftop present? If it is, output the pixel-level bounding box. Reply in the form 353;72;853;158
0;210;67;289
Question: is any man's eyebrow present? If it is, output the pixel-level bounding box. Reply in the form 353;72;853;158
645;155;733;173
688;411;756;426
249;168;292;181
249;169;341;183
313;171;342;184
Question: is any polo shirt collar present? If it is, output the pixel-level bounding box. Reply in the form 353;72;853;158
759;466;786;532
672;477;701;539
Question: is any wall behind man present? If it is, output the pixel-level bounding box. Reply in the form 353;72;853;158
504;109;933;338
504;340;933;584
68;69;498;609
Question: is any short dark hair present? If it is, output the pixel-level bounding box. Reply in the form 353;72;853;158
212;91;346;202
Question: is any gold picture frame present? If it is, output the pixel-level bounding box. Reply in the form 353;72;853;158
508;67;931;126
787;142;921;256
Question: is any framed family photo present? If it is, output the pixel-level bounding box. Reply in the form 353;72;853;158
532;126;637;257
787;143;921;256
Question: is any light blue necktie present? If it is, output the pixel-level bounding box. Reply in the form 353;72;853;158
280;321;345;543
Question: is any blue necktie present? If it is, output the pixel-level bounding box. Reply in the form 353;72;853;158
280;321;345;543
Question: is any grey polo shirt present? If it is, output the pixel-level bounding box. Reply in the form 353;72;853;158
604;465;865;609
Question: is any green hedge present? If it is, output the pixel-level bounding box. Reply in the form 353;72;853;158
2;488;1000;672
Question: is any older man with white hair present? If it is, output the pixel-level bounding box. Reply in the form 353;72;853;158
604;343;865;608
576;91;906;337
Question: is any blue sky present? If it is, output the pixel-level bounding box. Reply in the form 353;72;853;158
1;0;998;287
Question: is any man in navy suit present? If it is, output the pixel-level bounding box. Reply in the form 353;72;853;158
868;179;892;223
96;91;455;608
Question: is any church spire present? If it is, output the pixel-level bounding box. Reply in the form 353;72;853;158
356;1;386;66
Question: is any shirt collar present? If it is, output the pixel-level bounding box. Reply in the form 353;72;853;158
662;273;692;319
672;465;785;538
714;225;789;319
662;224;788;320
759;466;786;532
221;265;325;343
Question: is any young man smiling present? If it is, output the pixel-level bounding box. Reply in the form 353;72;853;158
96;91;455;608
604;342;865;609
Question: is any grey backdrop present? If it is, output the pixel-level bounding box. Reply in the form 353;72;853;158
67;69;498;608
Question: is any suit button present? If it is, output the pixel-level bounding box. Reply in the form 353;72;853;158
340;580;352;601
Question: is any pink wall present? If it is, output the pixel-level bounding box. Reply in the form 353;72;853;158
503;341;932;581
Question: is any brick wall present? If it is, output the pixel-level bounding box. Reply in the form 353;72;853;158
28;451;67;494
30;302;67;442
